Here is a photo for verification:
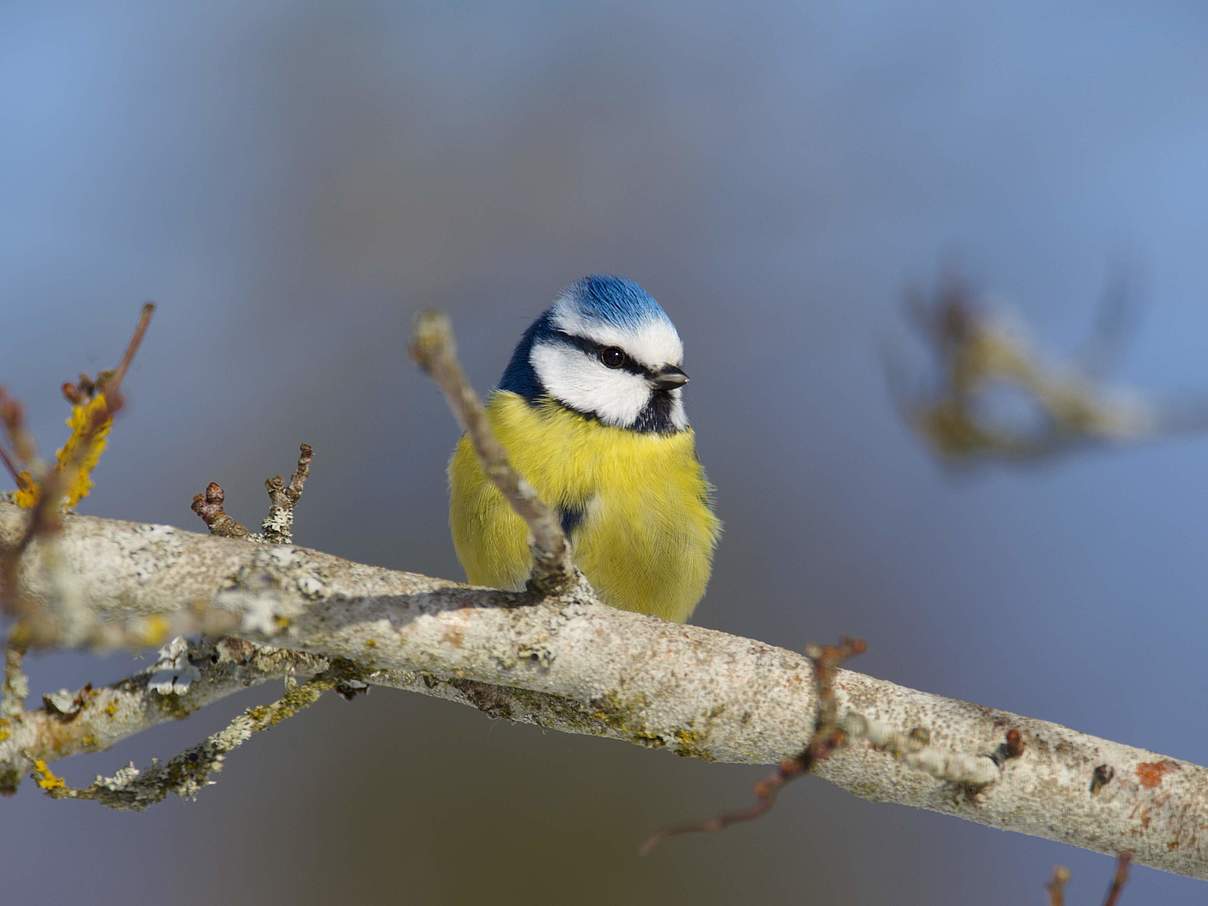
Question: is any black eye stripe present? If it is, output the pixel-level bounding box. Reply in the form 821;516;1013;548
553;332;654;378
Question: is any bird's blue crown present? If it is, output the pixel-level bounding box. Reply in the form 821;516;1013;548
563;275;671;329
499;275;670;398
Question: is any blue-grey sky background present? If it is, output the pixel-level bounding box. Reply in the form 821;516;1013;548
2;2;1207;903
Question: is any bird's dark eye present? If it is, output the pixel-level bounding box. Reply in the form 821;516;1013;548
599;346;626;369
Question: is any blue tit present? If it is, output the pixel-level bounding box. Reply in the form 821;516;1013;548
448;275;720;622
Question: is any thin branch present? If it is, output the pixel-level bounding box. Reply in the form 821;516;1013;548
107;302;155;391
31;666;339;810
31;302;155;516
191;482;251;538
408;310;574;594
0;636;332;793
260;442;313;544
1047;866;1071;906
641;637;865;853
0;445;19;486
1103;853;1132;906
0;388;36;465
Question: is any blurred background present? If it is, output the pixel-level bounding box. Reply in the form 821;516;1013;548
2;2;1207;903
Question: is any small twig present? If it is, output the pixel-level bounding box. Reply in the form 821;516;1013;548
191;482;251;539
1042;855;1131;906
641;637;866;854
260;442;313;545
0;388;36;466
1047;865;1071;906
1102;853;1132;906
191;443;314;546
409;311;574;594
107;302;155;391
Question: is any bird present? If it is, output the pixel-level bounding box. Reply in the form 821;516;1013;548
448;275;720;622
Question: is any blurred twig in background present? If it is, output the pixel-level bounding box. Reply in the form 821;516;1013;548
1048;864;1073;906
897;275;1201;464
1103;853;1133;906
1045;854;1132;906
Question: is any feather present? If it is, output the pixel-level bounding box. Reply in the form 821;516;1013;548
449;393;720;622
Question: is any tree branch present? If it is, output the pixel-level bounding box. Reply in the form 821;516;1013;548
30;660;337;810
408;311;574;594
0;500;1203;879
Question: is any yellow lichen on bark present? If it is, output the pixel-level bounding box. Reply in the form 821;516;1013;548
32;758;66;792
13;394;112;509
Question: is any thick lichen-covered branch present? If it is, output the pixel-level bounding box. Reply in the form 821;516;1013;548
0;502;1203;880
408;311;574;594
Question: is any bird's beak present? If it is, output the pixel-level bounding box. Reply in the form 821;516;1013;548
649;366;689;391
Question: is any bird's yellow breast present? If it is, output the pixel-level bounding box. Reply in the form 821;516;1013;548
448;392;720;622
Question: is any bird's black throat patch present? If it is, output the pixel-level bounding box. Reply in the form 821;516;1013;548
633;390;678;434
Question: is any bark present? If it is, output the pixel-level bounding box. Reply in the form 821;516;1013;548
1;501;1205;879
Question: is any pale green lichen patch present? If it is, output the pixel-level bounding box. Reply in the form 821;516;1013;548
672;728;714;761
589;691;666;749
668;702;727;760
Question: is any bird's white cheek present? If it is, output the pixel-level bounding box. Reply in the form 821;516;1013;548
669;391;689;430
530;344;650;426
